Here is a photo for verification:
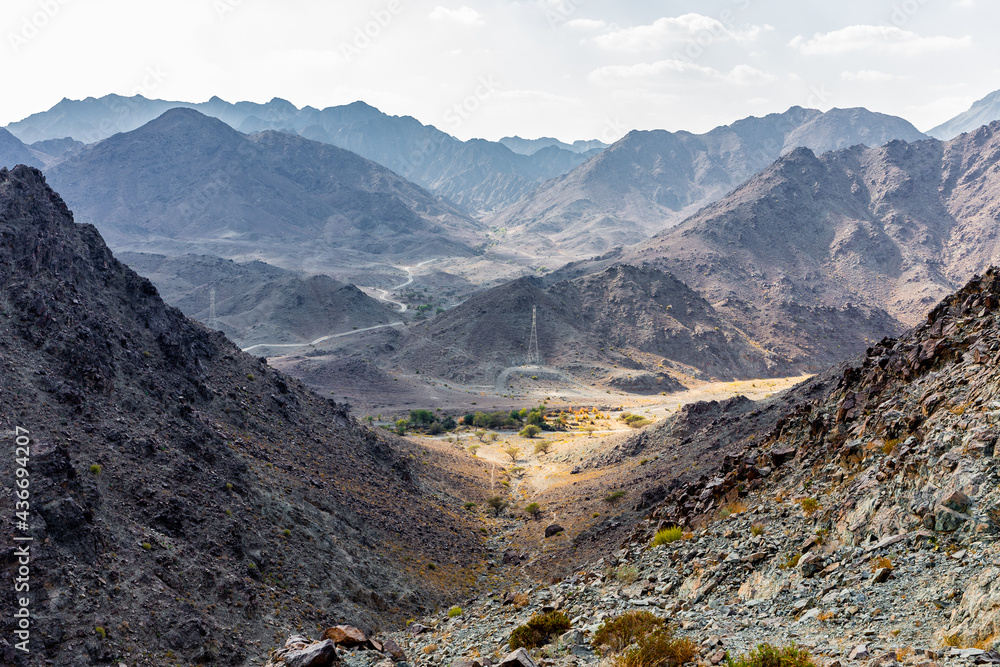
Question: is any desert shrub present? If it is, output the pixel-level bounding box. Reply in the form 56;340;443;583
89;464;102;475
487;496;509;516
750;522;765;536
628;418;652;429
463;502;477;511
509;611;572;649
651;526;683;546
525;502;541;518
612;565;638;584
593;610;665;653
504;444;522;461
799;498;820;516
871;556;893;572
468;444;481;456
779;553;801;569
448;606;462;618
534;440;552;455
614;626;696;667
520;425;541;439
727;643;816;667
604;490;626;506
95;626;107;640
943;633;963;647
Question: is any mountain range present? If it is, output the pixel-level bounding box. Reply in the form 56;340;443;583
42;108;484;261
5;94;600;214
490;106;930;256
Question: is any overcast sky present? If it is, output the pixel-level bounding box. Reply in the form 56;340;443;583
3;0;998;142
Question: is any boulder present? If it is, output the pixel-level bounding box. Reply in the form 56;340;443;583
499;648;538;667
943;490;972;513
381;638;407;662
849;644;870;661
935;506;970;532
323;625;367;647
545;524;565;538
284;640;338;667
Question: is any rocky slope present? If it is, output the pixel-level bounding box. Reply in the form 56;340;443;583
491;107;928;255
118;252;398;348
44;108;484;260
256;269;1000;667
606;121;1000;372
7;95;598;214
928;88;1000;140
0;166;487;666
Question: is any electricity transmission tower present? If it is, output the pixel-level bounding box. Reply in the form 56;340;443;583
527;305;540;365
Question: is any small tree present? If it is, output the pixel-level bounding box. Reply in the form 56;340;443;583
468;444;481;456
503;444;522;462
520;425;541;439
395;419;408;435
487;432;500;444
583;425;597;437
534;440;552;456
487;496;509;516
475;430;488;442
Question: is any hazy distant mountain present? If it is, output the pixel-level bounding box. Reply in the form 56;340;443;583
8;94;600;213
119;253;398;347
29;136;85;165
499;136;607;155
492;106;929;255
927;88;1000;139
45;108;484;259
0;127;43;168
611;121;1000;367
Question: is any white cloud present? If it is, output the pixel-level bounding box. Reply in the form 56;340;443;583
841;70;902;82
565;18;606;30
589;60;776;86
428;6;484;26
594;14;767;52
790;25;972;57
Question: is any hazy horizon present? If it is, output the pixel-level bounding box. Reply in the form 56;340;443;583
2;0;999;141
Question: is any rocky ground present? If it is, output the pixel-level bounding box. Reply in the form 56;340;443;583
260;269;1000;667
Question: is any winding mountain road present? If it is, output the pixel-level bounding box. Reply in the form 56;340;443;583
240;259;439;354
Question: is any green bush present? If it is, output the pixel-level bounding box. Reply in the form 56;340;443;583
95;626;107;640
604;490;626;506
520;425;541;438
525;502;541;518
448;606;462;618
509;611;572;649
89;464;102;475
614;626;696;667
726;643;816;667
463;502;477;511
651;526;683;546
487;496;509;516
593;611;665;653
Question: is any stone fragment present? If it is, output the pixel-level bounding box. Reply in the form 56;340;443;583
710;650;727;665
848;645;870;661
409;623;430;635
284;640;338;667
545;524;565;538
286;635;311;649
499;648;538;667
870;567;892;584
382;639;407;662
770;447;796;467
560;629;584;645
452;661;483;667
323;626;367;647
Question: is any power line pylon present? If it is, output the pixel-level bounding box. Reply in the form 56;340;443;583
528;305;540;365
